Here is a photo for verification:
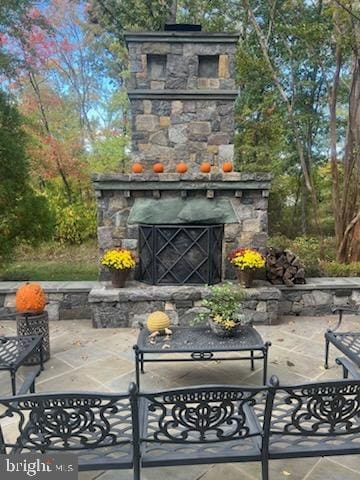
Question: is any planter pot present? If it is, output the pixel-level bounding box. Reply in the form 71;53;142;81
236;269;255;288
209;318;243;338
17;311;50;364
110;269;130;288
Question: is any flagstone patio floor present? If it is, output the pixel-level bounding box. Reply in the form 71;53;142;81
0;315;359;480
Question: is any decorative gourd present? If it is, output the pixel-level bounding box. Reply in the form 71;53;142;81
200;162;211;173
153;162;164;173
147;311;170;333
132;163;143;174
176;162;188;174
16;283;46;313
222;162;233;172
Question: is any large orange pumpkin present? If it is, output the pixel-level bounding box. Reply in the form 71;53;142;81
222;162;233;172
153;162;164;173
132;163;143;174
176;162;188;174
200;162;211;173
16;283;46;313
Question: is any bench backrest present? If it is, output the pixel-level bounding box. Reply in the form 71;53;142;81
2;379;360;461
138;385;268;444
0;392;133;454
269;380;360;438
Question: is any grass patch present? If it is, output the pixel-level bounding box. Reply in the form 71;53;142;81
0;241;99;281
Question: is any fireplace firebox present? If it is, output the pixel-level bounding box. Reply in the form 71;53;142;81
138;224;223;285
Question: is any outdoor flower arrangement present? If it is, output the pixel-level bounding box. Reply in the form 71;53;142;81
228;247;265;287
195;283;249;337
101;249;137;287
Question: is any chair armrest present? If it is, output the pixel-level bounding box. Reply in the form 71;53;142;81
329;306;357;332
17;366;41;395
335;357;360;380
331;306;357;315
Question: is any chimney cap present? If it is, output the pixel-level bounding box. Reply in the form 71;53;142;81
164;23;202;32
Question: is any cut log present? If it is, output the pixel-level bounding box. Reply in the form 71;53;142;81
265;249;306;287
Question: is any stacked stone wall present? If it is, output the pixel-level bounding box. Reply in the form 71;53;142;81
89;284;280;328
131;99;235;169
127;41;236;91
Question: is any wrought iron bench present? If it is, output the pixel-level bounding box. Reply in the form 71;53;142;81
324;306;360;369
0;390;135;472
0;378;360;480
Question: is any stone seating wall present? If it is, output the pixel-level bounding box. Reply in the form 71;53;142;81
0;279;359;325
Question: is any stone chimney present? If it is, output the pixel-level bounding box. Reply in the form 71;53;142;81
125;26;238;171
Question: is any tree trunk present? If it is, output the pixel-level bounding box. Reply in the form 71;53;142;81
336;24;360;262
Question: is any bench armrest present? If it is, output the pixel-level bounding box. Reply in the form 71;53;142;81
329;306;358;332
335;357;360;380
17;366;41;395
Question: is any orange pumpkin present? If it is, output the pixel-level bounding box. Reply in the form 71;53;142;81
153;162;164;173
176;162;188;174
222;162;233;172
132;163;143;174
16;283;46;313
200;162;211;173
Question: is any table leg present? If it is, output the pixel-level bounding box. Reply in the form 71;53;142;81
134;346;140;388
324;337;330;369
263;342;271;385
250;350;255;371
140;353;145;374
10;370;16;396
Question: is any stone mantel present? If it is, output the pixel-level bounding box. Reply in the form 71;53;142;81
92;172;272;194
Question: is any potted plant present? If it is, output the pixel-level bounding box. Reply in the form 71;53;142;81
101;248;137;288
195;283;248;337
228;247;265;288
15;282;50;364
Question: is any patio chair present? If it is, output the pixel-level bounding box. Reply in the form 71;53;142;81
324;306;360;369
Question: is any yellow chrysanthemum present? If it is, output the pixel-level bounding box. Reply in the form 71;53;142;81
229;248;265;270
101;249;137;270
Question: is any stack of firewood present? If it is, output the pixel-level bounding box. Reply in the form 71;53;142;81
265;248;306;287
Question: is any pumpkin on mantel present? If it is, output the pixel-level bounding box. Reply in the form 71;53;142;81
176;162;188;174
15;283;46;314
131;163;143;174
200;162;211;173
153;162;164;173
222;162;233;172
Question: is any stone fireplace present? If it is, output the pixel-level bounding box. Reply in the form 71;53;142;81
90;25;276;327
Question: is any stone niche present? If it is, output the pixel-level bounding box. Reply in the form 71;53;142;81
125;30;238;170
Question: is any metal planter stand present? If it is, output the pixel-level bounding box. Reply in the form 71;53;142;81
17;312;50;364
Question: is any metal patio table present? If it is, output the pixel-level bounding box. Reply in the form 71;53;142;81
134;325;271;387
0;335;44;395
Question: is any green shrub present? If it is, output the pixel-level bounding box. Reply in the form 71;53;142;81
44;183;97;244
54;201;97;244
319;261;360;277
